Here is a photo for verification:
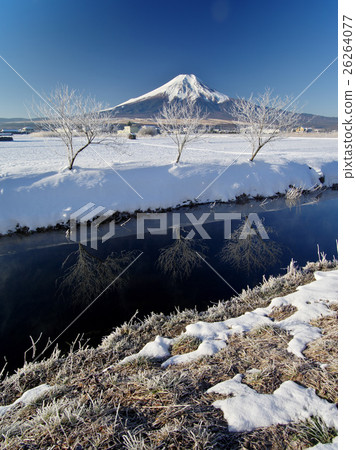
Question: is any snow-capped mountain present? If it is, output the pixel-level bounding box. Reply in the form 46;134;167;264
104;74;235;119
120;74;230;105
103;74;338;129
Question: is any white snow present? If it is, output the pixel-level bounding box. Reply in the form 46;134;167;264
307;437;338;449
162;339;226;368
107;74;230;108
0;384;52;417
0;135;337;234
119;336;172;365
160;270;337;361
270;270;338;357
117;269;337;367
207;376;337;433
107;268;337;437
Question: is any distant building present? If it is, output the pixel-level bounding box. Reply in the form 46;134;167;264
20;127;35;134
295;126;313;133
138;125;159;136
117;124;141;136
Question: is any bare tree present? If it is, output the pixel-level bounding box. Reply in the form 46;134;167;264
220;217;282;274
34;85;111;170
56;244;138;304
156;232;207;280
229;88;300;161
155;98;208;163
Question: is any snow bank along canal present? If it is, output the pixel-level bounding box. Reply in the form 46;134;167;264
0;190;337;372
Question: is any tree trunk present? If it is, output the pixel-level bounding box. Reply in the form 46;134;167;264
250;144;264;161
176;146;183;163
67;141;92;170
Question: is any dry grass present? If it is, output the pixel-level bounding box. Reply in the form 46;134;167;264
269;304;298;321
238;418;337;450
171;336;202;356
290;416;337;448
305;311;338;367
0;259;337;449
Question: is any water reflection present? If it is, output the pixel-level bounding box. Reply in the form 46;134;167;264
284;185;322;210
156;232;207;280
0;190;337;373
219;216;282;274
56;243;138;304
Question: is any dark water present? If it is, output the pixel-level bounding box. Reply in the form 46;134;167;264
0;190;337;373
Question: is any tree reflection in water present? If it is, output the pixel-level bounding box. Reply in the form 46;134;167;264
156;229;207;280
220;216;282;274
56;244;138;304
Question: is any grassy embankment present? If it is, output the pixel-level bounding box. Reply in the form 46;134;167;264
0;257;337;449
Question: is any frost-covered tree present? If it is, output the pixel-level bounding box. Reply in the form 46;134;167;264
229;88;300;161
56;245;137;304
157;238;206;280
35;85;112;170
220;217;282;274
155;98;207;163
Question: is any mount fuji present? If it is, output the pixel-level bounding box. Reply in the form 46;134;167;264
103;74;337;129
103;74;235;120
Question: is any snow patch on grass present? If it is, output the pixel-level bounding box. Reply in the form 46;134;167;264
207;377;337;433
116;270;337;369
0;384;52;418
162;339;226;368
119;336;172;365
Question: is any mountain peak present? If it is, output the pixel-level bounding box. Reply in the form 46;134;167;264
172;74;199;83
103;74;338;128
118;74;230;107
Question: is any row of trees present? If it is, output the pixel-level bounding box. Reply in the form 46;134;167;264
36;86;300;169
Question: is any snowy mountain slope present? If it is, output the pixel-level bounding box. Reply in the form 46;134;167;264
103;74;338;129
119;74;230;105
103;74;235;119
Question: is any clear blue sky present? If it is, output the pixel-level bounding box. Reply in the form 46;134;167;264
0;0;338;118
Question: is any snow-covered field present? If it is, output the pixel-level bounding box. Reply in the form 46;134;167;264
0;135;337;234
